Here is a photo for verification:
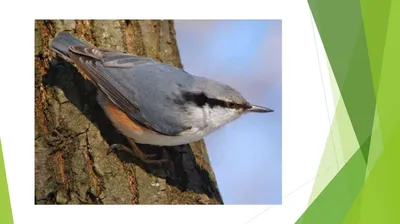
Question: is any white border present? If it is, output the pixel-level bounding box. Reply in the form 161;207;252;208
0;0;334;223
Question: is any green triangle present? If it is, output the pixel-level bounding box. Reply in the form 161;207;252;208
296;150;366;224
359;135;371;163
0;140;13;224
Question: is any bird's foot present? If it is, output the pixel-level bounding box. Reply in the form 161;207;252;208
107;143;168;164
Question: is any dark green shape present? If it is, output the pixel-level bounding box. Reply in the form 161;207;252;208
309;0;376;163
296;150;366;224
340;30;375;162
360;135;371;162
0;140;13;224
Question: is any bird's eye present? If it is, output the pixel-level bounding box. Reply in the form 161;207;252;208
226;102;232;108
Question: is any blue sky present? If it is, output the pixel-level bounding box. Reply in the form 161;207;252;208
174;20;282;204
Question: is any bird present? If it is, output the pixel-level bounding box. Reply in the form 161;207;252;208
49;31;274;163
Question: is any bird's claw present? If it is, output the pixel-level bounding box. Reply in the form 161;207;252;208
107;144;124;155
107;143;168;164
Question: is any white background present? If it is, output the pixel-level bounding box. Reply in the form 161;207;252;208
0;0;335;223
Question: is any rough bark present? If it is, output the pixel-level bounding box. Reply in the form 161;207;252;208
34;20;223;205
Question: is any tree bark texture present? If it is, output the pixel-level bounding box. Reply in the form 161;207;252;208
34;20;223;205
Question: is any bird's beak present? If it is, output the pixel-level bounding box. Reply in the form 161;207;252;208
247;105;274;113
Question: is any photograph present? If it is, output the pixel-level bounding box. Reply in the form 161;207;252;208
2;0;396;223
34;20;282;205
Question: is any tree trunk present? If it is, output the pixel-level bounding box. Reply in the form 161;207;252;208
34;20;223;205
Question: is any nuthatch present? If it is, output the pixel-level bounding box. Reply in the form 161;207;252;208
50;31;273;163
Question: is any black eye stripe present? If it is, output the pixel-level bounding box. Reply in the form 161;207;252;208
178;91;249;109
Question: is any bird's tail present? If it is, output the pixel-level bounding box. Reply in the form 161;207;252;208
49;31;89;59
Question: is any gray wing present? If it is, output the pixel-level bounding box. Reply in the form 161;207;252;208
68;45;194;136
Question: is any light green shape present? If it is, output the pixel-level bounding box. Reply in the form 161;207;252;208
343;143;399;224
307;131;340;205
0;140;13;224
326;61;360;167
360;0;392;94
373;0;400;157
330;91;359;167
296;150;367;224
359;0;391;181
308;60;359;205
365;107;383;179
343;1;400;222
